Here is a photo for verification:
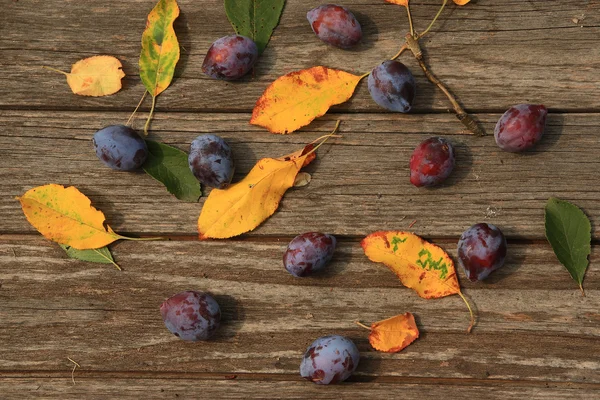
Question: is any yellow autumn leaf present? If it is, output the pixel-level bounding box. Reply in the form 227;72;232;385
385;0;409;6
251;66;362;134
362;231;474;332
18;184;124;250
368;313;419;353
44;56;125;97
198;154;311;239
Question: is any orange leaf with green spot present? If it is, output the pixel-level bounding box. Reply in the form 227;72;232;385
368;313;419;353
251;66;362;134
362;231;475;332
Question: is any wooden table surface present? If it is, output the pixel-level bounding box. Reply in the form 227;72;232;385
1;0;599;398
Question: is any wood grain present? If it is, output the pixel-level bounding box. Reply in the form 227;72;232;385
1;111;599;238
0;237;597;383
1;0;598;112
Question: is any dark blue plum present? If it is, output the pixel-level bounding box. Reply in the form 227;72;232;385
457;223;507;282
368;61;416;113
495;104;547;152
188;135;234;189
300;335;360;384
160;290;221;341
93;125;147;171
283;232;337;277
202;35;258;80
409;137;455;187
307;4;362;49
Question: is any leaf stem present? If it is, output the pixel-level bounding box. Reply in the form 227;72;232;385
457;290;475;333
126;91;149;127
42;66;69;76
420;0;448;38
121;236;164;242
305;120;342;156
144;95;157;136
580;284;586;297
354;320;372;330
405;4;415;37
390;43;408;61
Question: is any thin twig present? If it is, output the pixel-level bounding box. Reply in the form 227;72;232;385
390;43;408;61
67;357;80;385
405;4;415;37
419;0;448;38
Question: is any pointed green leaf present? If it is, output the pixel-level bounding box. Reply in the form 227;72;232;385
545;197;591;294
143;140;202;202
60;244;121;270
139;0;180;96
225;0;286;54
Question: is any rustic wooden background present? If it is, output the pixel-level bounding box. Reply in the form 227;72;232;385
1;0;599;398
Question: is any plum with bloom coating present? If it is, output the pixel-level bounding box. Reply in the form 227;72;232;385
457;223;507;281
202;35;258;80
300;335;360;384
307;4;362;49
410;137;455;187
368;61;416;113
494;104;547;152
283;232;337;277
93;125;147;171
160;290;221;341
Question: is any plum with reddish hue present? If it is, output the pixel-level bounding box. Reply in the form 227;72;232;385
202;35;258;80
307;4;362;49
93;125;147;171
409;137;455;187
457;223;507;282
494;104;548;152
283;232;337;277
188;134;234;189
368;61;416;113
300;335;359;384
160;290;221;341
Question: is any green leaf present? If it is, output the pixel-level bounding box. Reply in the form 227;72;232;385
545;197;591;295
139;0;180;96
225;0;286;54
143;140;202;202
60;244;121;270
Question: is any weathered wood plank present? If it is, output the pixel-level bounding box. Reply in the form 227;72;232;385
1;111;599;239
1;0;598;112
0;237;597;382
1;377;597;400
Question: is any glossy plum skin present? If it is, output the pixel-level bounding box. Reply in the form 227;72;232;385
188;135;235;189
307;4;362;49
368;61;416;113
283;232;337;277
410;137;455;187
300;335;360;384
93;125;147;171
202;35;258;80
160;291;221;341
457;223;507;282
494;104;548;152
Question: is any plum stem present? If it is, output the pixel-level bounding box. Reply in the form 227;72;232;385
420;0;448;38
144;94;157;136
405;3;415;37
42;66;69;76
354;321;372;330
457;290;475;333
126;90;148;127
405;34;485;136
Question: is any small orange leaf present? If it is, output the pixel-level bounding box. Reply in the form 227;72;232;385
18;184;123;249
362;231;459;298
385;0;409;6
45;56;125;97
251;66;361;134
369;313;419;353
453;0;471;5
198;145;316;239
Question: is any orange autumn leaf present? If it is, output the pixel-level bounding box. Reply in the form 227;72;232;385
18;184;124;250
362;231;459;299
453;0;471;5
198;144;316;239
369;313;419;353
385;0;409;6
251;66;361;134
44;56;125;96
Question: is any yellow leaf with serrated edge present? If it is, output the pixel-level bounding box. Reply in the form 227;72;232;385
369;313;419;353
251;66;361;134
199;144;315;239
385;0;409;6
18;184;124;250
48;56;125;96
362;231;460;298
